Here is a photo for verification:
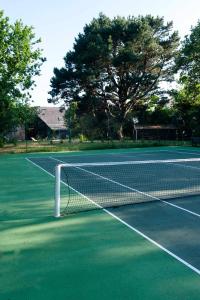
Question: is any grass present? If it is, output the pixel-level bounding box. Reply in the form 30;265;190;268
0;139;192;154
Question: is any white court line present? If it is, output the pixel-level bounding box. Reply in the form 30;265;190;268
26;156;200;276
27;148;200;162
25;157;103;210
50;157;200;167
163;149;200;156
96;151;179;163
168;161;200;171
50;156;200;218
108;151;167;159
27;148;181;161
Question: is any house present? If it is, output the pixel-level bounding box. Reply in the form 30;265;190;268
28;107;67;139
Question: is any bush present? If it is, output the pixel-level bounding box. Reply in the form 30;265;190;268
79;134;87;143
9;138;18;146
0;138;4;147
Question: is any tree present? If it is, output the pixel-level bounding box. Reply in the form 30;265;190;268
49;14;179;139
0;10;45;139
174;21;200;138
176;21;200;88
172;81;200;137
15;103;38;135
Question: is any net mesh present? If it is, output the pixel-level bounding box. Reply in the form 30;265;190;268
58;158;200;215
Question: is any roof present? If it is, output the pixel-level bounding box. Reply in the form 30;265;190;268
135;125;177;130
38;107;67;130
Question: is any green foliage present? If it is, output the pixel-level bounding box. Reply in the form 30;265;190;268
65;101;113;140
8;137;18;146
172;82;200;136
79;134;87;143
140;106;174;126
0;137;4;147
15;103;38;125
49;13;179;139
65;102;80;138
176;21;200;87
0;10;45;138
174;21;200;137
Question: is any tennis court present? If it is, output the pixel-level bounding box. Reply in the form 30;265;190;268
1;146;200;299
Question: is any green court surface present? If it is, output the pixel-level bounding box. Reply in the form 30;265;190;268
1;147;200;300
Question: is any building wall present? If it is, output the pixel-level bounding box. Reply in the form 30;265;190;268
6;126;25;141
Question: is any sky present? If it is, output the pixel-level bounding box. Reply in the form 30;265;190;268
0;0;200;107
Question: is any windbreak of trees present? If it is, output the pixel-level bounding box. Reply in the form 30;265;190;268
48;14;200;141
2;9;200;143
2;10;200;143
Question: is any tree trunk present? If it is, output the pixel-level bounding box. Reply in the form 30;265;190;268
116;107;127;139
117;124;124;140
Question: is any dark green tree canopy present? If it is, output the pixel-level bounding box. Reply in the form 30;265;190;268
49;13;179;138
0;10;45;138
173;21;200;137
176;21;200;87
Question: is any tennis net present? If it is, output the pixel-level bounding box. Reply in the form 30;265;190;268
54;158;200;217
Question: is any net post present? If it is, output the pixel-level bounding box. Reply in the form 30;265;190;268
54;164;61;217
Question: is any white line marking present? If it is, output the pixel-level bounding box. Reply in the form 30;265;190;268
27;148;178;161
50;157;200;167
107;150;169;158
103;208;200;275
163;149;200;156
25;157;102;210
114;149;200;171
26;157;55;178
50;156;200;218
168;161;200;171
26;156;200;276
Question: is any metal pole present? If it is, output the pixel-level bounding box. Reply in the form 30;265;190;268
68;105;71;143
25;121;28;153
132;118;139;142
54;165;61;217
